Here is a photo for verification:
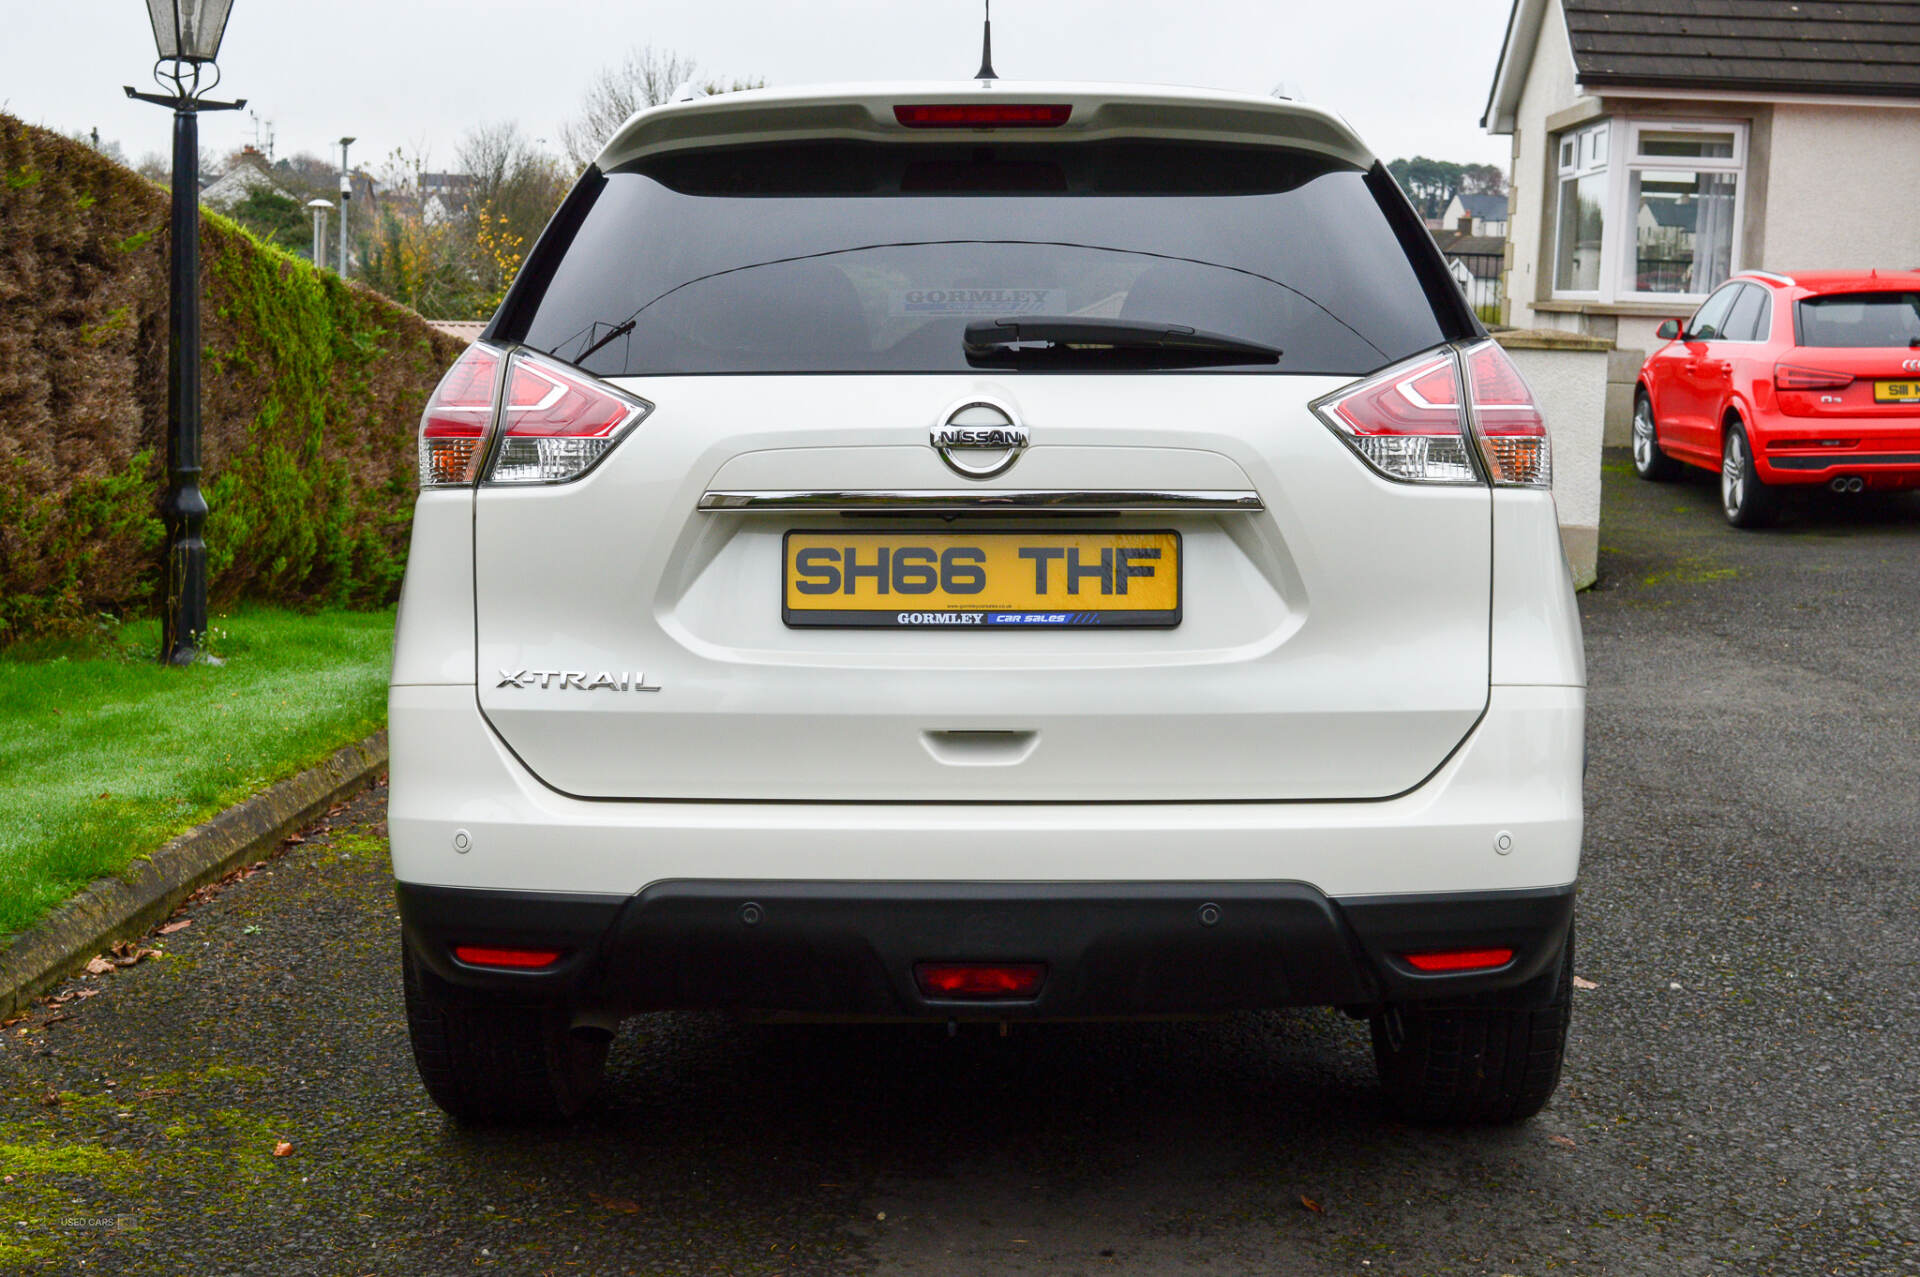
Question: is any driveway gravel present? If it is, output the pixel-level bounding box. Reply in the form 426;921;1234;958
2;453;1916;1275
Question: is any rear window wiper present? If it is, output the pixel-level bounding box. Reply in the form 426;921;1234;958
964;317;1282;367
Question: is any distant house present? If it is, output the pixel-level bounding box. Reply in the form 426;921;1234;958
1481;0;1920;431
1439;191;1509;238
420;171;479;226
200;145;292;212
1439;233;1508;315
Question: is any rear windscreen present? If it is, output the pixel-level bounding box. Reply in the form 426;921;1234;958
1798;292;1920;348
508;141;1450;377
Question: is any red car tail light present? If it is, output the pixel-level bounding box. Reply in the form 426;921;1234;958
893;103;1072;128
1465;341;1552;489
418;344;501;488
452;945;563;970
914;962;1047;999
1774;363;1854;391
1314;349;1480;484
414;345;654;489
1403;947;1514;973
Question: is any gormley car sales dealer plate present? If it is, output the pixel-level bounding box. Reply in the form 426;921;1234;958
782;531;1182;628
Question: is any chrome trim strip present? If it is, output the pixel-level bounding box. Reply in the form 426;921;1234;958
697;489;1266;514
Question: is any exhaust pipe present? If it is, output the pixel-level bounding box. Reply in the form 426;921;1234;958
1829;477;1866;494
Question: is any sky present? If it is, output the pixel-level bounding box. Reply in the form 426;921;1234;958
6;0;1516;175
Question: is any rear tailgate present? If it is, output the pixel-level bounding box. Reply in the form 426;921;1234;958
473;374;1489;802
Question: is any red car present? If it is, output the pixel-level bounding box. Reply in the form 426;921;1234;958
1633;269;1920;526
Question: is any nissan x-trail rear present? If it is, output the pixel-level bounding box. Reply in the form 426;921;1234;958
389;82;1586;1125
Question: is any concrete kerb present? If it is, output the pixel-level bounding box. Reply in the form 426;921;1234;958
0;731;388;1018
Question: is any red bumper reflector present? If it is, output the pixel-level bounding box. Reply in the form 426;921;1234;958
1403;948;1514;973
894;103;1072;128
915;962;1048;999
452;945;563;970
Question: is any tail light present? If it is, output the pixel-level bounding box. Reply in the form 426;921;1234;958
1315;342;1551;489
1775;363;1854;391
1464;341;1551;488
415;345;654;489
418;344;501;487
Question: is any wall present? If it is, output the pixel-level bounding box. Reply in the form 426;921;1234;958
1495;329;1610;589
1762;104;1920;270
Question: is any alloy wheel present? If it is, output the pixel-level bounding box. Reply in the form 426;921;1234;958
1722;431;1746;517
1632;400;1657;472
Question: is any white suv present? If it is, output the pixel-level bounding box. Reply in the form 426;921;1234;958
389;81;1585;1125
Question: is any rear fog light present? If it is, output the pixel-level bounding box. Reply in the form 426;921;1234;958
915;962;1047;999
1403;948;1514;973
453;945;564;970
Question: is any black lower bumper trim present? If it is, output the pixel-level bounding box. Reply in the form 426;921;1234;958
398;880;1575;1019
1769;452;1920;471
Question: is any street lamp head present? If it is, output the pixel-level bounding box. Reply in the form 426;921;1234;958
145;0;235;64
306;198;334;211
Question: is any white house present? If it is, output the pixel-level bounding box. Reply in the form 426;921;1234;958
1438;191;1509;238
199;145;292;213
1482;0;1920;437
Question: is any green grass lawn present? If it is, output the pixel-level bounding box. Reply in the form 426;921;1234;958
0;606;393;937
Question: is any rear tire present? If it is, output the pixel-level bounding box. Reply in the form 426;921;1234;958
1721;421;1780;529
403;941;609;1124
1370;922;1573;1124
1630;391;1683;481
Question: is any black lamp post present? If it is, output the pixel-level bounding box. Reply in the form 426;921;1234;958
125;0;245;665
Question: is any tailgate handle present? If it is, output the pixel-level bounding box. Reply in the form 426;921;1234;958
921;730;1040;766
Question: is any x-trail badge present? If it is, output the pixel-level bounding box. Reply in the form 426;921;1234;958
931;402;1027;478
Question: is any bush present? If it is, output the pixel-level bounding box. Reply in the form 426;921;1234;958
0;114;464;644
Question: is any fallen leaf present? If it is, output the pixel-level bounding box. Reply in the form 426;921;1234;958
158;920;192;936
0;1015;24;1029
1300;1195;1325;1214
134;1087;180;1100
1572;976;1599;990
587;1191;640;1214
85;956;115;976
1549;1134;1577;1148
272;1141;294;1158
97;791;110;800
41;1089;62;1107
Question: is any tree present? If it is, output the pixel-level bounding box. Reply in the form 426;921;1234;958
1387;158;1507;221
455;122;570;313
229;188;310;256
559;45;764;168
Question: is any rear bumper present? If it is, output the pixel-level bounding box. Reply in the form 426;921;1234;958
398;879;1576;1018
388;682;1584;900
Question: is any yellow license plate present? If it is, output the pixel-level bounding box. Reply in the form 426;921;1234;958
783;530;1182;628
1875;380;1920;403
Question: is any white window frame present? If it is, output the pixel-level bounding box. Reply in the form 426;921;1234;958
1550;121;1611;301
1549;117;1750;307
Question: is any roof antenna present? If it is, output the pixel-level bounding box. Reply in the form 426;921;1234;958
976;0;997;81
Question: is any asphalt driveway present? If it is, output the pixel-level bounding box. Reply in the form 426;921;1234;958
3;452;1916;1275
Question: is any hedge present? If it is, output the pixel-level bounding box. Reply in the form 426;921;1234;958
0;114;464;644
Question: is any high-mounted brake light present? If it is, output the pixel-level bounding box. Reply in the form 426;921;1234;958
1775;363;1854;392
1314;342;1552;488
893;103;1072;128
418;344;501;487
914;962;1047;1000
452;945;563;970
1403;948;1514;973
414;346;654;488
